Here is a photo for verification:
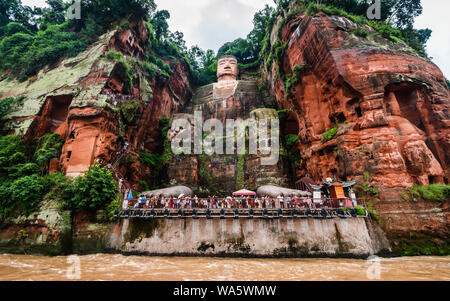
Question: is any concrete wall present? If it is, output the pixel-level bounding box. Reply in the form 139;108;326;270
107;217;391;258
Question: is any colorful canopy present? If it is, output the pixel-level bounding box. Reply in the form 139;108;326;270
232;189;256;196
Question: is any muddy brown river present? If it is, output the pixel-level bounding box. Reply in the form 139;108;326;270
0;254;448;281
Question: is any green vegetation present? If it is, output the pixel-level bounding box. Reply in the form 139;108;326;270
355;172;379;198
406;184;450;203
34;134;64;174
119;101;139;124
0;0;431;88
198;153;214;194
355;206;366;216
0;22;87;80
393;239;450;256
301;0;430;56
366;201;383;226
348;27;370;38
282;134;301;168
236;155;246;190
145;53;173;79
105;50;123;61
284;134;299;150
0;96;24;122
321;127;338;143
0;0;157;80
0;134;61;217
284;64;306;99
139;117;173;189
353;171;382;223
0;133;120;219
63;164;119;210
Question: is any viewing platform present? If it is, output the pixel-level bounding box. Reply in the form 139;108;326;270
116;206;369;220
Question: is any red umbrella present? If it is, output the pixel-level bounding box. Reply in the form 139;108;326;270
232;189;256;196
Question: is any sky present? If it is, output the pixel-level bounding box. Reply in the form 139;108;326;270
21;0;450;78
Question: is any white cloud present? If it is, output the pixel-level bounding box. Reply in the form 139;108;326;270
414;0;450;78
21;0;48;8
155;0;273;51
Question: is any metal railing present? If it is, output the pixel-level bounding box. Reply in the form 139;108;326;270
121;198;367;210
115;207;369;219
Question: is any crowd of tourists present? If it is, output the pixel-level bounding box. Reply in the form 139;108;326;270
125;195;357;210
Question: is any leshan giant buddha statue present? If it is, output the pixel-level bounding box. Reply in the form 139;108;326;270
192;55;265;120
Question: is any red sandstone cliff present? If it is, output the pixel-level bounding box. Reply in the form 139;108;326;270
0;20;193;192
1;9;449;251
263;7;449;240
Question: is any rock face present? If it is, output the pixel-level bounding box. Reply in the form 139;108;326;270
0;21;193;187
0;9;449;256
0;200;72;255
263;8;449;239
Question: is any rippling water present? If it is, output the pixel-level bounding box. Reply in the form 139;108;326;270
0;254;449;281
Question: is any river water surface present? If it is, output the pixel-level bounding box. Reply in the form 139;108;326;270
0;254;449;281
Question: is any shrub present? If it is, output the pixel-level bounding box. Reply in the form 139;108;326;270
0;97;24;122
138;180;149;192
355;206;365;216
33;134;64;173
140;152;162;168
321;127;338;142
68;164;119;210
147;55;173;75
409;184;450;203
0;23;87;80
120;100;139;124
9;174;46;216
355;172;379;198
106;198;121;221
366;201;383;226
285;134;299;149
142;61;160;78
105;50;123;61
0;135;28;175
349;27;369;38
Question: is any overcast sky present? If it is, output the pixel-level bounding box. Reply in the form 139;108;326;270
22;0;450;78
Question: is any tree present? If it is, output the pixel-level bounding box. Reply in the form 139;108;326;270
9;174;45;215
247;4;275;56
69;164;119;210
169;31;187;53
0;135;27;177
151;10;170;41
0;0;37;31
33;134;64;174
384;0;423;29
217;38;254;64
37;0;67;30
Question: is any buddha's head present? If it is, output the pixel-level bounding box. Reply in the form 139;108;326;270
217;55;238;82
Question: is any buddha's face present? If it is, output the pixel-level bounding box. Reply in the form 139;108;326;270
217;57;238;81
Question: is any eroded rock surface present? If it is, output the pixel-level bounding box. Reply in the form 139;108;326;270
263;8;449;238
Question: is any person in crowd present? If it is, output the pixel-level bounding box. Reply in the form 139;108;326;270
306;197;312;209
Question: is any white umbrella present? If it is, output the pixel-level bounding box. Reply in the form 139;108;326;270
178;193;185;198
